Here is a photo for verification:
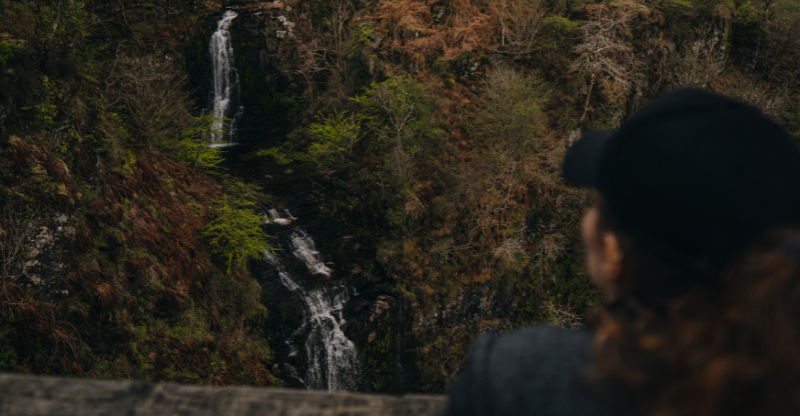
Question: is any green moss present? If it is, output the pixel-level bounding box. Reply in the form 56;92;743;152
0;40;26;67
0;345;20;373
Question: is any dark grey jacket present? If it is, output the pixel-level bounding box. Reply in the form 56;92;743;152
441;326;628;415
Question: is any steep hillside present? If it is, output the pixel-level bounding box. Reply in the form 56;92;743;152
1;0;799;394
235;0;800;392
0;0;278;386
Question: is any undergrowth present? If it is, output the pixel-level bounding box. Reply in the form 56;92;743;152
0;0;280;385
2;0;800;394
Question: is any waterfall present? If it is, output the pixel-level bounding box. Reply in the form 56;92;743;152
263;213;359;391
289;229;333;278
208;10;242;146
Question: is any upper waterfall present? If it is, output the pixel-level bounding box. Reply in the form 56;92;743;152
208;10;242;145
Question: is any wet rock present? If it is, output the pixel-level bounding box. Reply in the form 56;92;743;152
343;295;397;344
258;49;272;70
350;264;363;275
370;295;394;322
6;204;77;292
432;7;446;24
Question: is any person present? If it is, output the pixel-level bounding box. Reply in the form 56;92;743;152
441;89;800;415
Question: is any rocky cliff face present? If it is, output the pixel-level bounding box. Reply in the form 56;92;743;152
6;206;76;292
2;0;797;395
175;0;596;394
193;0;800;394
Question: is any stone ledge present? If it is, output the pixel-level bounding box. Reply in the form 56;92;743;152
0;373;447;415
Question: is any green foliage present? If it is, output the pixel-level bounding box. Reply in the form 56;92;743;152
719;1;768;71
219;175;272;209
33;1;92;43
296;76;444;222
171;115;225;172
20;76;66;131
253;147;294;165
353;76;444;203
689;0;735;10
348;23;375;56
0;39;26;67
471;67;547;159
540;16;580;41
0;345;19;372
769;0;800;26
536;16;580;76
307;111;365;176
0;0;280;389
354;76;441;154
203;196;273;273
729;2;767;50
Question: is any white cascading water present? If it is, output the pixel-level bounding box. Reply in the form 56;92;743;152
207;7;358;393
208;10;242;146
263;212;359;391
264;208;296;226
289;229;334;278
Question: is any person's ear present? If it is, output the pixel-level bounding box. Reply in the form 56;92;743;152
601;231;625;283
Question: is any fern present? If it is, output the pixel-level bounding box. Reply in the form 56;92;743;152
203;196;273;273
169;115;225;172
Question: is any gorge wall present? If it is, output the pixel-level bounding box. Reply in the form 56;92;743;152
1;0;799;397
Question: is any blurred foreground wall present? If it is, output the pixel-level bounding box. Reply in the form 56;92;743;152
0;373;447;415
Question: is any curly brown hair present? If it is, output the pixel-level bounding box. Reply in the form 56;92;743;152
584;197;800;415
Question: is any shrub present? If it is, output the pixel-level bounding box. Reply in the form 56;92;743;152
105;52;194;146
355;76;442;164
471;65;546;159
353;77;444;212
203;197;273;273
728;2;767;70
170;115;225;173
307;111;364;177
540;16;580;43
0;39;26;67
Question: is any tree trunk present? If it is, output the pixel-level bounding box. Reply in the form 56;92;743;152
580;72;595;122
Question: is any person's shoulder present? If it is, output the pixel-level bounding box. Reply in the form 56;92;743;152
443;325;624;415
480;325;595;392
465;325;593;364
492;324;594;356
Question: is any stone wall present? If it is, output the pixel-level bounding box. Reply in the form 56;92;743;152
0;373;447;415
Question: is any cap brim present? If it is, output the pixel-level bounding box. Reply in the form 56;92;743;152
562;130;615;187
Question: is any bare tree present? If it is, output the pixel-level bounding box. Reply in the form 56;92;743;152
494;0;546;60
291;39;328;100
287;1;353;99
762;0;800;85
721;80;790;122
652;22;788;121
104;48;194;146
473;65;544;159
461;66;546;252
367;82;419;194
322;2;352;78
654;26;726;93
0;202;40;283
570;7;640;122
318;2;354;98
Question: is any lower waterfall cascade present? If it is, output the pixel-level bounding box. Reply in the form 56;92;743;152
262;209;360;391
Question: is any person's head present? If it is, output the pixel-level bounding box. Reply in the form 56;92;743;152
563;89;800;414
581;226;800;415
564;89;800;304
